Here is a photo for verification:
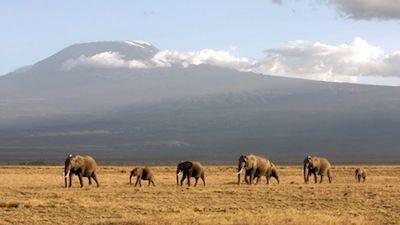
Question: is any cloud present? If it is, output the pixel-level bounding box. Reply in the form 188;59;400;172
151;49;253;69
61;38;400;85
326;0;400;20
63;49;253;71
273;0;400;20
253;37;400;82
62;52;147;70
271;0;283;5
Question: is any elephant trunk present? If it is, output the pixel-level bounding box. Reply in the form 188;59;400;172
130;174;133;185
236;167;244;175
303;163;308;183
236;167;244;185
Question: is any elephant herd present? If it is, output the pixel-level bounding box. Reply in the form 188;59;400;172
63;154;367;188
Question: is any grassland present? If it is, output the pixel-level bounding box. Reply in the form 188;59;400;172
0;165;399;225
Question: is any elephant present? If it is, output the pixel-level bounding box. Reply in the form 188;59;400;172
303;156;332;184
130;167;155;187
64;154;99;188
355;168;367;183
63;168;91;187
236;154;274;185
244;162;280;184
176;161;205;187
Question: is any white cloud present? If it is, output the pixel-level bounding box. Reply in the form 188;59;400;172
62;49;252;71
151;49;253;69
253;37;400;82
61;38;400;85
62;51;147;70
271;0;283;5
327;0;400;20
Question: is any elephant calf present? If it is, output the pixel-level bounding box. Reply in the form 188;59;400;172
245;163;280;184
355;168;367;183
176;161;205;187
130;167;155;187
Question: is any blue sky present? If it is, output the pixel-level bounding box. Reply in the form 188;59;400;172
1;0;400;85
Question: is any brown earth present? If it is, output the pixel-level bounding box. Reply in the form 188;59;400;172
0;165;399;225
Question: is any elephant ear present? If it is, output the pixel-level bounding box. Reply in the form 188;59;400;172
71;156;84;168
185;161;193;169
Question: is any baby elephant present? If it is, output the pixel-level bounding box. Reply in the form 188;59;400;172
130;167;155;187
355;168;367;183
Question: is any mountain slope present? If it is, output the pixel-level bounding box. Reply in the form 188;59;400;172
0;41;399;164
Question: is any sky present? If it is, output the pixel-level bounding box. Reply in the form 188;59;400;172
1;0;400;85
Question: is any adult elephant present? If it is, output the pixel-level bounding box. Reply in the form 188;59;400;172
176;161;205;187
237;154;273;185
303;156;332;184
64;154;100;188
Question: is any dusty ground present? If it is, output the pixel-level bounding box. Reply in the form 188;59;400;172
0;165;399;225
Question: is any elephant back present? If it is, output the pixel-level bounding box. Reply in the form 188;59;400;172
81;155;97;176
255;155;271;173
317;157;331;175
191;161;204;177
142;168;154;179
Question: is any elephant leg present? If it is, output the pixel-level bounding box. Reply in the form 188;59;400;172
313;173;317;183
319;175;324;183
92;173;100;187
148;180;151;186
254;177;260;185
244;175;249;184
187;175;191;187
78;173;84;188
180;174;187;186
151;179;156;187
201;173;206;186
194;177;199;187
139;179;142;187
306;170;312;183
327;170;332;184
88;177;92;185
249;170;255;185
69;174;73;188
135;177;140;187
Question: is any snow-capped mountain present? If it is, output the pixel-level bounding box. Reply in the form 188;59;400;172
1;41;400;164
26;41;159;72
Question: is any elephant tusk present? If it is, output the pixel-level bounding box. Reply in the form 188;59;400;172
236;168;244;175
64;170;70;178
176;172;182;176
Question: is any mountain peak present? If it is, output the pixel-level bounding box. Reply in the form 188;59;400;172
20;41;159;73
124;40;153;48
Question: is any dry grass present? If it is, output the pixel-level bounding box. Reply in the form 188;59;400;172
0;165;399;225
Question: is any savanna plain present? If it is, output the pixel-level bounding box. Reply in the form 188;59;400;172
0;165;399;225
